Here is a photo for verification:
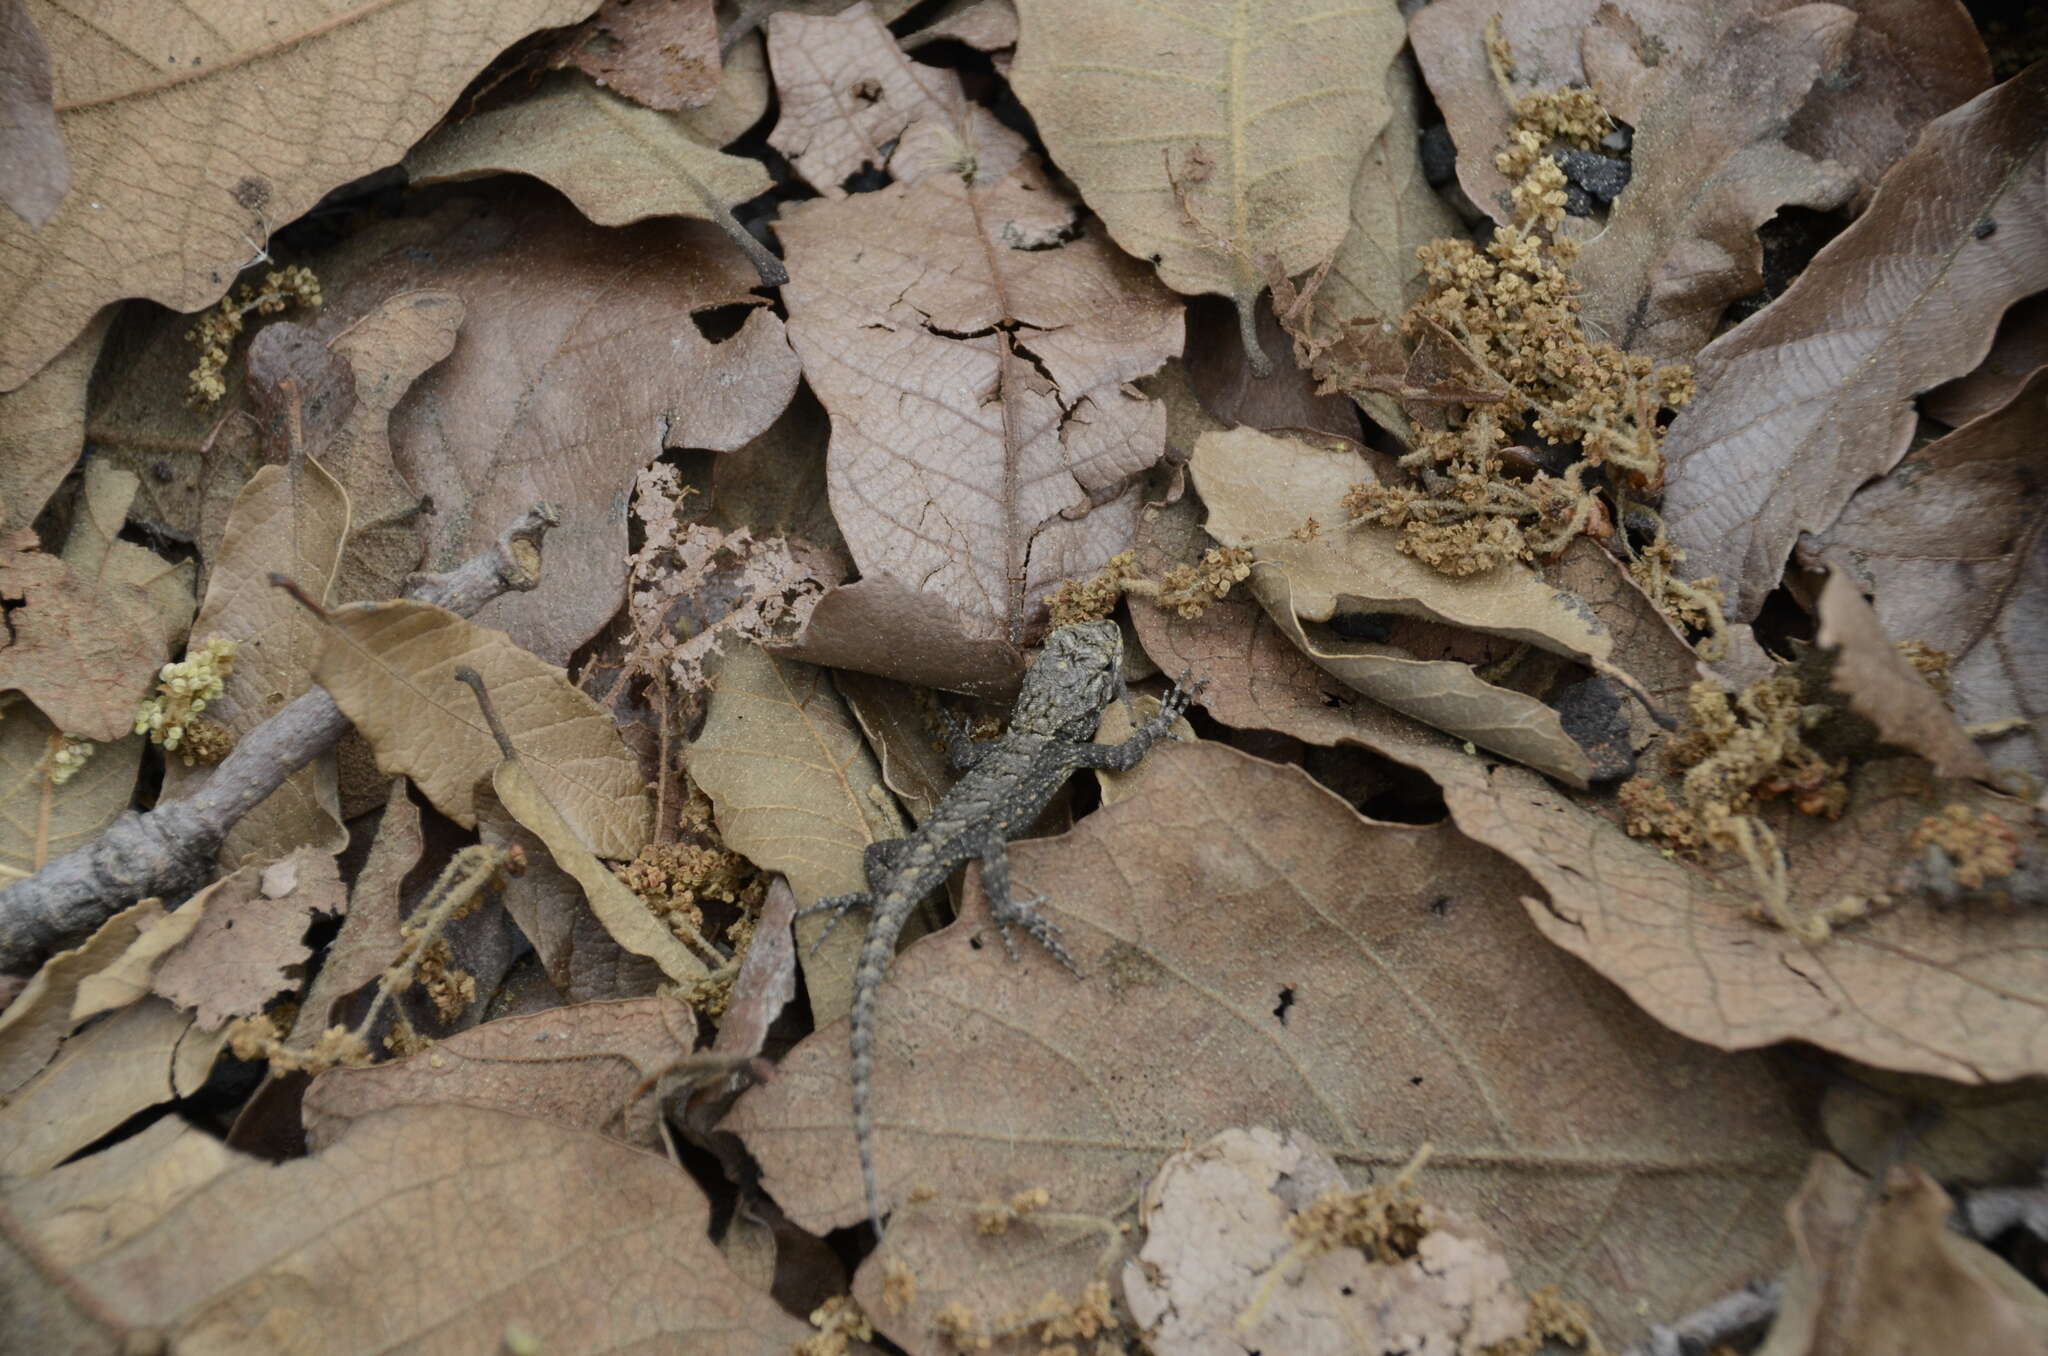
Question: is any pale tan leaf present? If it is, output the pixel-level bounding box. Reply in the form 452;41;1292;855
0;703;142;891
313;599;652;858
0;462;194;741
29;1105;837;1354
1441;758;2048;1081
0;306;107;535
3;1116;236;1270
777;117;1181;651
690;643;904;1021
0;0;599;390
71;902;201;1024
492;755;710;985
726;742;1807;1347
1815;570;1991;781
0;897;159;1096
551;0;721;110
1010;0;1404;339
149;849;347;1032
304;996;696;1153
0;998;222;1178
1758;1156;2048;1356
406;74;773;230
1574;6;1862;362
0;0;67;229
1661;65;2048;620
767;1;965;195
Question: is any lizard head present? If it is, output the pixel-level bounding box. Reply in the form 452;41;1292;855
1011;620;1126;739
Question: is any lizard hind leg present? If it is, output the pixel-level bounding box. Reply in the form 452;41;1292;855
794;891;874;956
978;844;1082;976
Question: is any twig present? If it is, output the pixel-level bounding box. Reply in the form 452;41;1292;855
1621;1279;1781;1356
0;504;561;977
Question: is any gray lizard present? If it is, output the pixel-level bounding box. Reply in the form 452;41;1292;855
801;620;1203;1236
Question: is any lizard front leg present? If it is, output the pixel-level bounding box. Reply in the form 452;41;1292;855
978;840;1081;976
794;890;874;953
1073;669;1206;772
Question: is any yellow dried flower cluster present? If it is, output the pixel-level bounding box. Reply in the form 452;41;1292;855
616;839;758;940
185;265;323;406
1495;89;1614;184
45;733;95;786
1045;545;1253;626
134;637;237;754
1156;545;1253;618
796;1295;873;1356
1046;550;1141;626
1911;804;2020;890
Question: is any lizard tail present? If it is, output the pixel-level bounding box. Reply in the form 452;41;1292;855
851;922;892;1239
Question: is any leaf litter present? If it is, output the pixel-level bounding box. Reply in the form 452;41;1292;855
0;3;2044;1353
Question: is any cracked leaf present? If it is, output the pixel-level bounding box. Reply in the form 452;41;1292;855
1010;0;1403;346
725;741;1808;1348
311;599;652;859
0;0;598;390
778;112;1180;653
1661;64;2048;620
148;849;347;1033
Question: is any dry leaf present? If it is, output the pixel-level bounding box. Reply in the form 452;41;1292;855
1815;570;1990;781
0;702;143;892
291;780;421;1040
1924;293;2048;426
0;0;67;229
1125;1128;1531;1356
1661;64;2048;620
775;576;1026;693
1010;0;1404;346
0;307;106;535
3;1116;236;1270
0;461;194;741
767;2;967;194
314;598;651;859
1818;367;2048;783
15;1105;836;1353
149;849;346;1032
1411;0;1987;224
709;875;800;1063
678;29;774;147
71;902;203;1025
1574;6;1861;361
726;742;1808;1346
777;110;1181;652
1441;758;2048;1082
0;0;599;391
690;643;904;1020
303;191;799;664
903;0;1017;52
405;74;773;235
1758;1155;2048;1356
0;897;160;1096
552;0;721;109
1181;299;1363;440
1822;1070;2048;1185
0;998;221;1178
304;996;696;1153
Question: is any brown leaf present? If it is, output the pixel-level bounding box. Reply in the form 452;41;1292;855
18;1105;834;1353
0;306;106;535
1125;1129;1532;1356
1822;1070;2048;1185
1441;758;2048;1081
1181;298;1363;440
0;897;160;1096
0;462;194;741
767;2;967;195
709;875;800;1063
315;191;800;663
1661;64;2048;620
678;29;774;147
903;0;1017;52
690;643;905;1021
775;576;1026;693
405;74;774;239
3;1116;235;1271
1010;0;1405;345
150;849;347;1032
0;0;600;391
294;781;421;1039
552;0;721;110
1574;6;1861;362
1411;0;1986;224
312;598;652;856
1758;1155;2048;1356
726;742;1808;1346
0;998;222;1178
1924;294;2048;426
1815;570;1991;780
0;701;143;893
0;0;67;229
778;104;1180;652
304;996;696;1153
1818;367;2048;783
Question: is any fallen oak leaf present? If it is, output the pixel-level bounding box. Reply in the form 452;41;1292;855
1813;570;1991;782
549;0;722;110
1660;63;2048;621
1924;293;2048;426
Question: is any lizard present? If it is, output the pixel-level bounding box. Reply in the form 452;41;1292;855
800;620;1204;1237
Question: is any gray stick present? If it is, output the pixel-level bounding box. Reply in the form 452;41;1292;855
0;504;560;977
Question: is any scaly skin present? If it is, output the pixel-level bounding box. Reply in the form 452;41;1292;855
801;620;1203;1236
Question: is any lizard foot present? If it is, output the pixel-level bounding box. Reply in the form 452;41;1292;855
795;891;873;955
991;893;1082;977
